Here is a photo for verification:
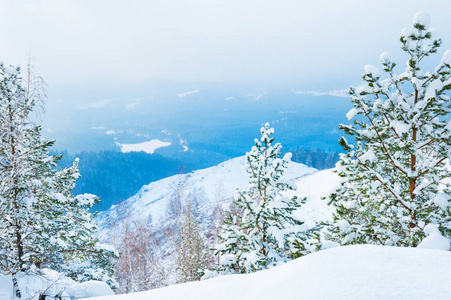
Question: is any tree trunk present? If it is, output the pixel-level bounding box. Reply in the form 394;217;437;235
410;126;417;200
410;89;418;201
12;274;21;298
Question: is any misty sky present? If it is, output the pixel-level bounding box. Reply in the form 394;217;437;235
2;0;451;97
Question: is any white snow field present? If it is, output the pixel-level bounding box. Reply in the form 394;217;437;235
88;245;451;300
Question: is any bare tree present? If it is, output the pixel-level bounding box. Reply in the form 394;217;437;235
175;200;213;283
109;202;169;293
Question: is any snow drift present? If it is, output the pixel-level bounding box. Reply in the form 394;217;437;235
0;269;114;299
89;245;451;300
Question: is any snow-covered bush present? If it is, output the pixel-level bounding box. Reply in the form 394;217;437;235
327;12;451;249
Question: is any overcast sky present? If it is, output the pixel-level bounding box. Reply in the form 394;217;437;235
1;0;451;93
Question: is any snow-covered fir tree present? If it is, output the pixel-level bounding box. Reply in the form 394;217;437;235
0;63;117;297
327;12;451;248
212;123;311;275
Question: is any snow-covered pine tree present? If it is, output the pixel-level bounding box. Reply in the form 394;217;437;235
0;63;50;297
45;160;118;287
327;12;451;248
0;63;117;296
213;123;310;275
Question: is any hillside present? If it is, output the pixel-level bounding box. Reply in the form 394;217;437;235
97;156;340;291
98;156;337;231
89;245;451;300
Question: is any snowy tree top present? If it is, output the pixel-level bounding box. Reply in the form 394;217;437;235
413;11;431;29
260;122;275;144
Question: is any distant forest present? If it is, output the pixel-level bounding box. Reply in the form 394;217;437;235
284;147;339;170
54;148;339;212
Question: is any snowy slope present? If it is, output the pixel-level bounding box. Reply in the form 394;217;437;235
98;156;335;229
88;245;451;300
288;169;341;227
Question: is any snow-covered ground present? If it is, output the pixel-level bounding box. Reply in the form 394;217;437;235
98;156;332;230
0;269;113;299
88;245;451;300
